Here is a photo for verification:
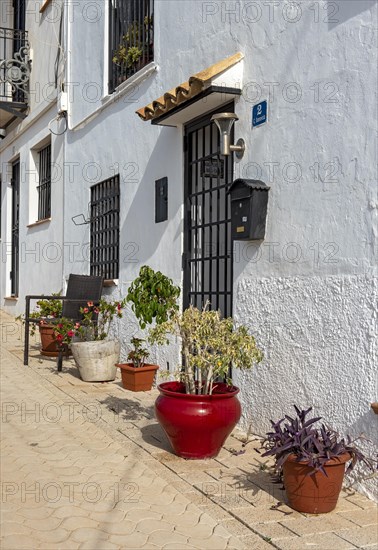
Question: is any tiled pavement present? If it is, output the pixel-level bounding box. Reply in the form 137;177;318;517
1;311;377;550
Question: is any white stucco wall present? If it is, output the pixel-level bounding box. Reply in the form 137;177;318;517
0;106;65;313
63;0;377;498
0;0;64;313
1;0;376;499
26;0;63;113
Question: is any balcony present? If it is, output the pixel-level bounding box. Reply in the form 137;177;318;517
0;27;31;130
109;0;154;94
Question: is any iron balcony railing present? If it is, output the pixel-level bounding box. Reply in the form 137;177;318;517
0;27;31;104
109;0;153;93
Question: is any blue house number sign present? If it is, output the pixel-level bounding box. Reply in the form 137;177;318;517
252;100;267;128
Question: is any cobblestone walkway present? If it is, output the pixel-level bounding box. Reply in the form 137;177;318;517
1;311;377;549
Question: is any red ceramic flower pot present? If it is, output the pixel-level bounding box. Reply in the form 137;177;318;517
283;453;351;514
155;381;242;459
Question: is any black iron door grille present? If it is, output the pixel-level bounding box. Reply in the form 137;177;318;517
90;175;120;280
37;144;51;220
183;105;234;318
11;160;20;297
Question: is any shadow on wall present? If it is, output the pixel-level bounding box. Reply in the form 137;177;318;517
120;126;182;273
328;0;377;30
347;407;378;443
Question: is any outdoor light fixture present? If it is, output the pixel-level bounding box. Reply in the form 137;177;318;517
211;113;245;159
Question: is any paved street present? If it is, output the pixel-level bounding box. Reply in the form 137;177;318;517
1;310;377;549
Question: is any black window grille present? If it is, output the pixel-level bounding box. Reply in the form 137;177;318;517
37;144;51;220
90;175;120;280
109;0;154;94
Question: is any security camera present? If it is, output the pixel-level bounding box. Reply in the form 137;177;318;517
0;129;6;139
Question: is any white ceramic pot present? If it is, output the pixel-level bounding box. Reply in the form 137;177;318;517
71;340;120;382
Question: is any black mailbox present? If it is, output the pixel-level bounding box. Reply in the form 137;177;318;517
229;179;270;240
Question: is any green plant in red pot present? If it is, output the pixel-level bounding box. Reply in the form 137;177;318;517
149;302;263;459
261;406;376;514
117;337;159;392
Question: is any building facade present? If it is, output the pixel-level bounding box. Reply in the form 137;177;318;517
1;0;377;500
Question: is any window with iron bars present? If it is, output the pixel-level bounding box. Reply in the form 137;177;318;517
90;175;120;280
37;144;51;221
109;0;154;94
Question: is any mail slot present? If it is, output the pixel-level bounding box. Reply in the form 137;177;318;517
229;179;270;240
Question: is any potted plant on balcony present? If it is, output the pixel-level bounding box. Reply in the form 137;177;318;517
149;303;263;459
117;337;159;392
54;298;127;382
112;16;153;82
260;406;376;514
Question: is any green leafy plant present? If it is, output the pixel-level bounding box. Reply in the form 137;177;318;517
53;298;127;346
127;337;150;368
34;294;63;318
126;265;180;329
149;302;263;395
53;318;79;347
16;293;62;336
75;298;127;341
112;16;153;69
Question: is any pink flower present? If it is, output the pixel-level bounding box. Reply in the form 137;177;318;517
56;334;63;341
117;303;121;311
83;308;89;314
75;322;80;329
87;301;94;307
94;307;99;314
67;330;74;338
58;323;63;329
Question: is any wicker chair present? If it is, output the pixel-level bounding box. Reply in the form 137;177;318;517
23;274;104;371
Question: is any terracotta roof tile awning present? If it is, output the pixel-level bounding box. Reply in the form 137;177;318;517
136;52;244;123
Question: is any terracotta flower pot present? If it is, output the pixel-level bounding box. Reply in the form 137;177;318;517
155;381;241;459
283;453;351;514
39;324;66;357
117;363;159;392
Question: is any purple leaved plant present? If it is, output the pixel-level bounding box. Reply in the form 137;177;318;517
261;406;376;477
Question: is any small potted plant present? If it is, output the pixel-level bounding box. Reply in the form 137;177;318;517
149;303;263;459
17;294;64;357
117;337;159;392
260;406;376;514
112;16;153;81
118;266;180;390
54;298;127;382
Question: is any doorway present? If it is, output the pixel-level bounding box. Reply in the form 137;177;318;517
11;159;20;297
183;103;234;317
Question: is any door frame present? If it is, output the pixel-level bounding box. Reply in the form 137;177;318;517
11;159;20;297
183;102;235;317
